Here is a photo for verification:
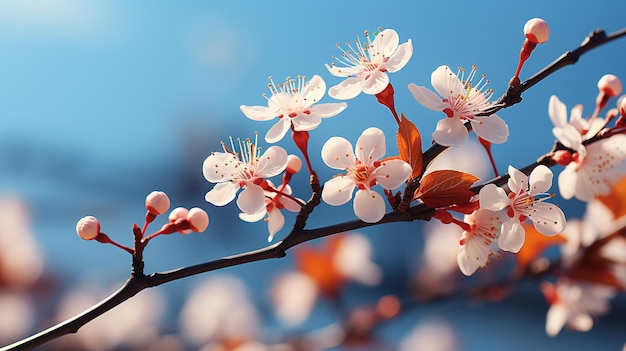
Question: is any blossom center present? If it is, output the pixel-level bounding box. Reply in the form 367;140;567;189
506;191;555;221
264;75;317;113
221;133;262;181
444;65;497;118
349;162;378;190
330;28;386;74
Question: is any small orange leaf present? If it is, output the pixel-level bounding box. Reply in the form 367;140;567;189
414;169;479;208
516;223;566;271
396;114;423;179
597;176;626;219
294;236;346;299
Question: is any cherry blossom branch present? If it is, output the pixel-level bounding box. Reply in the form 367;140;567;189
3;26;626;351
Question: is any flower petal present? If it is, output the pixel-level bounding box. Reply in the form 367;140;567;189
569;313;594;332
265;118;292;144
432;117;468;146
202;152;238;183
240;104;277;122
553;124;582;150
291;113;322;132
280;195;302;213
507;165;528;194
239;209;267;223
373;29;399;58
548;95;567;128
408;84;446;111
356;127;386;163
528;202;566;236
362;70;389;95
586;116;607;139
577;135;626;199
255;145;288;178
546;304;568;337
385;40;412;73
236;184;266;215
557;165;578;200
353;189;386;223
374;159;411;189
431;65;464;100
325;63;362;77
205;182;240;206
569;104;587;132
457;234;491;276
272;185;301;212
499;218;525;253
457;245;482;276
529;165;553;195
470;114;509;144
321;176;355;206
328;77;363;100
310;102;347;118
299;74;326;106
479;184;509;211
267;207;285;242
321;136;355;170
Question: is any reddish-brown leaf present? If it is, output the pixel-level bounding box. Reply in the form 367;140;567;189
396;114;423;179
414;170;479;208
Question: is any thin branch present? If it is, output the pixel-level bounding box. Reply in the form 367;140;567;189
489;27;626;113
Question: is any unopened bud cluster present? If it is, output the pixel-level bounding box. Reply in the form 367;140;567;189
75;191;210;253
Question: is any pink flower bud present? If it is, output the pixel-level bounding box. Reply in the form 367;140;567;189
145;191;170;215
598;74;622;97
76;216;100;240
524;18;549;44
286;154;302;174
168;207;189;222
187;207;209;233
168;207;192;234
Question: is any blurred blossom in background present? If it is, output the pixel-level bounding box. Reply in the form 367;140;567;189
1;1;626;350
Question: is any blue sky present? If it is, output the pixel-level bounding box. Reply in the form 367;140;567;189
1;1;626;349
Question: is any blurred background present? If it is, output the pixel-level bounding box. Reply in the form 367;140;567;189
1;0;625;350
